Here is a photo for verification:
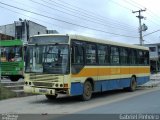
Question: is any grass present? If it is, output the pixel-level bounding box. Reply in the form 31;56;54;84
0;84;17;100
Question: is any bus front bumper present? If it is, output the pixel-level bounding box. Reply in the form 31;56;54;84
24;86;56;95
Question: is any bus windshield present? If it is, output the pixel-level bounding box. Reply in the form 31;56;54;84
25;44;69;74
0;46;23;62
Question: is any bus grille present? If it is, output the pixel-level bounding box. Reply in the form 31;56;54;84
33;82;53;87
29;74;59;82
1;62;19;71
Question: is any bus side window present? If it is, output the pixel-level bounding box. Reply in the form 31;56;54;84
97;45;109;64
130;49;136;65
120;47;128;65
138;50;144;65
71;40;84;74
143;51;149;65
8;48;15;62
85;43;97;64
1;48;7;61
71;45;84;64
110;46;120;65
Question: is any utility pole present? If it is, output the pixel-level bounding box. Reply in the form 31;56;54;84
132;9;146;46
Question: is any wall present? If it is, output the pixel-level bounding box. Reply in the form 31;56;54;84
0;24;15;37
28;21;47;38
0;21;47;42
145;44;159;59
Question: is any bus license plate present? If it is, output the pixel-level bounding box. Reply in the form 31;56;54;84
39;89;47;93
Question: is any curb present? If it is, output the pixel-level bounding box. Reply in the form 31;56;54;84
139;80;160;88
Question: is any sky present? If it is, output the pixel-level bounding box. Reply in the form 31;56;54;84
0;0;160;44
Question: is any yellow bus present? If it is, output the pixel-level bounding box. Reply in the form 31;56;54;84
24;34;150;100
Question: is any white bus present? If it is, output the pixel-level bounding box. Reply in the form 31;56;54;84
24;34;150;100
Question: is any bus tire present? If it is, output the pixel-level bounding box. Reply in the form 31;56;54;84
45;94;57;100
81;81;92;101
129;76;137;92
10;76;19;82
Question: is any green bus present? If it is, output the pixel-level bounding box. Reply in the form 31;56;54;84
0;39;24;81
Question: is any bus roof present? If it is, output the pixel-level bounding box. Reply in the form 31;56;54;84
32;34;149;50
0;39;23;46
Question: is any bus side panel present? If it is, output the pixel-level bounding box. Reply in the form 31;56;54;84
70;76;149;96
94;78;130;92
136;76;150;85
101;80;119;91
70;82;83;96
94;81;102;92
118;78;131;88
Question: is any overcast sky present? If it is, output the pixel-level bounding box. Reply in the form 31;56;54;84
0;0;160;44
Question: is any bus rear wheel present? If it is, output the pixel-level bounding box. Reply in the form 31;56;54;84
45;94;57;100
129;77;137;92
81;81;92;101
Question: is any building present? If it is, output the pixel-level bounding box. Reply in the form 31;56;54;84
144;43;160;72
0;33;14;40
46;30;58;34
0;19;49;43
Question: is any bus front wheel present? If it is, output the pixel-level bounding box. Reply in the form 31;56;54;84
81;81;93;101
10;76;20;82
45;94;57;100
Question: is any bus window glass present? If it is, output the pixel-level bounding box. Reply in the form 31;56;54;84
86;44;96;64
25;45;69;74
120;48;128;65
138;51;144;65
98;45;109;64
0;46;22;62
111;46;119;64
71;45;84;64
144;51;149;65
71;40;85;74
130;50;136;65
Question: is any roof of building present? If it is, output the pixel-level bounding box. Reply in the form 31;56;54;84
28;20;47;28
0;20;47;28
144;43;160;46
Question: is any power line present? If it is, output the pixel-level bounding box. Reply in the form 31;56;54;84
110;0;132;11
0;5;75;31
45;0;136;31
121;0;160;43
0;4;137;42
132;9;146;45
127;0;145;9
56;0;137;29
143;29;160;37
143;39;152;44
125;0;160;26
123;0;141;9
0;4;115;38
50;0;135;29
0;1;138;38
11;0;136;31
29;0;136;32
10;0;76;24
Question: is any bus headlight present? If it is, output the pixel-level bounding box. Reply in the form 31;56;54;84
60;84;63;87
25;82;28;85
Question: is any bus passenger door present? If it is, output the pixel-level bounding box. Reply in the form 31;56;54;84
70;40;85;95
